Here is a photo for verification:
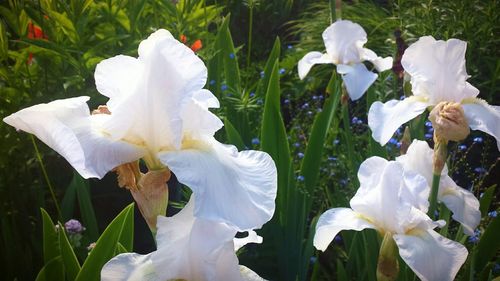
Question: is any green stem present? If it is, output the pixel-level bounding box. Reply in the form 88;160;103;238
246;4;253;69
341;102;355;171
439;205;451;236
428;173;441;218
31;135;62;220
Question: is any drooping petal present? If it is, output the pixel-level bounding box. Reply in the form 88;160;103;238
101;253;158;281
152;197;248;281
362;48;393;72
462;99;500;150
314;208;375;251
439;177;480;236
322;20;366;65
368;97;429;145
94;55;143;111
297;51;333;79
394;229;468;281
401;36;479;103
3;97;145;179
102;29;208;151
234;230;263;251
337;63;377;100
158;140;277;231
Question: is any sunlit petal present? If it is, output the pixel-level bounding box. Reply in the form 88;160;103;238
3;97;145;179
101;253;157;281
314;208;375;251
462;99;500;150
234;230;263;251
322;20;366;64
337;63;377;100
394;229;468;281
362;48;393;72
368;97;428;145
297;51;333;79
158;140;277;231
439;177;480;236
401;36;478;103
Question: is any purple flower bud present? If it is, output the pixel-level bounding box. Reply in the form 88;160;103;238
65;219;85;234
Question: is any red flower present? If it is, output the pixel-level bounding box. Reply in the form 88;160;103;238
26;21;47;64
190;39;202;52
180;34;187;44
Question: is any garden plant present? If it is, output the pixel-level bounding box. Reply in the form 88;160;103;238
0;0;499;280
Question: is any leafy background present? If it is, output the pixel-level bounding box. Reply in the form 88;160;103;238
0;0;498;280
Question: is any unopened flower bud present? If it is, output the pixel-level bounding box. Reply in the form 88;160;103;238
131;169;171;233
429;102;470;143
377;232;399;281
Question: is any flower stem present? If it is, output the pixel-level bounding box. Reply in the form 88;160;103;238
428;173;441;218
246;2;254;69
31;135;62;220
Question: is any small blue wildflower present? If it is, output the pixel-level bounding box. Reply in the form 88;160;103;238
260;71;265;78
396;142;402;148
389;138;398;145
474;167;487;174
488;210;497;218
312;95;318;100
249;92;255;98
257;98;263;105
317;108;322;113
396;127;403;136
333;139;340;145
229;53;235;59
356;119;363;125
287;44;293;49
284;99;290;104
297;152;304;159
221;84;228;91
279;68;286;75
293;142;300;148
399;95;405;100
493;263;500;274
427;127;434;133
425;121;432;127
209;79;216;85
328;156;337;161
473;137;483;143
351;117;359;124
334;235;342;243
251;138;260;145
480;192;484;198
458;144;467;151
340;179;348;186
301;102;309;109
297;175;305;181
468;235;479;244
425;133;433;139
310;256;317;264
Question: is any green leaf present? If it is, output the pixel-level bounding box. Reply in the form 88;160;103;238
35;256;64;281
261;60;291;210
70;172;99;241
300;71;341;197
479;185;497;217
114;242;128;255
336;259;349;281
474;215;500;272
61;176;77;221
75;203;134;281
58;223;81;280
46;10;79;43
224;118;245;150
40;208;60;263
256;37;281;98
118;204;134;252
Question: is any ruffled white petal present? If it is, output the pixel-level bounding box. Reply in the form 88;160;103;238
3;97;145;179
297;51;333;79
101;29;207;151
322;20;366;64
158;140;277;231
180;96;224;140
368;97;429;145
234;230;263;251
240;266;267;281
362;48;393;72
337;63;377;101
314;208;375;251
401;36;479;103
152;197;248;281
439;177;480;236
94;55;143;111
101;253;158;281
462;99;500;150
394;230;468;281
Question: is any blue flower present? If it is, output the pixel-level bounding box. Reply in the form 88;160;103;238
287;45;293;49
474;167;487;174
284;99;290;104
229;53;235;59
279;68;286;75
473;137;483;143
399;95;405;100
389;138;398;145
257;98;263;105
333;139;340;145
458;144;467;151
427;127;434;133
297;175;305;181
328;156;337;161
488;210;497;218
301;102;309;109
317;108;322;113
260;71;265;78
251;138;260;145
297;152;304;159
351;117;359;124
209;79;216;85
312;95;318;100
221;84;228;91
425;121;432;127
425;133;433;139
249;92;255;98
